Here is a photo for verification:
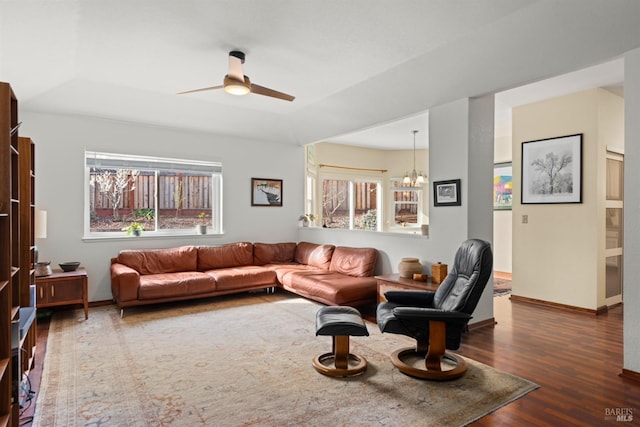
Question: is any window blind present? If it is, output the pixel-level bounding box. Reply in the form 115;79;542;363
85;151;222;174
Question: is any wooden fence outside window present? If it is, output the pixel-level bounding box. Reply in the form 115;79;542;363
90;173;212;217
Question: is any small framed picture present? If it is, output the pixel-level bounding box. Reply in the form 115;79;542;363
494;162;513;210
433;179;461;207
251;178;283;206
521;134;582;204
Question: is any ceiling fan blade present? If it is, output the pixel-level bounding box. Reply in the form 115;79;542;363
228;54;244;81
176;85;224;95
251;83;295;102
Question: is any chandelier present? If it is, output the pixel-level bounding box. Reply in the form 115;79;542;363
403;130;426;186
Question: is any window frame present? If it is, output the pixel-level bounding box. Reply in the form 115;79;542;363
319;171;382;231
83;151;223;239
389;178;424;230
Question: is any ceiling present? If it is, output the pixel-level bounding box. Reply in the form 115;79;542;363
1;1;639;150
332;57;625;150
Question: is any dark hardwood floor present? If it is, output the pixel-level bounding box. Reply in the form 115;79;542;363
465;296;638;426
20;296;639;426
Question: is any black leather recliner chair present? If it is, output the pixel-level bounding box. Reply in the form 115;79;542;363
377;239;493;380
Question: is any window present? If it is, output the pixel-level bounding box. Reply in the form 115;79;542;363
391;180;423;227
321;177;380;230
85;151;222;237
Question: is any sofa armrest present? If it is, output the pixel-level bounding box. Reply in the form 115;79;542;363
111;262;141;304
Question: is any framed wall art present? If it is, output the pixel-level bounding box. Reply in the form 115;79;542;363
251;178;283;206
433;179;461;207
521;133;582;204
493;162;512;210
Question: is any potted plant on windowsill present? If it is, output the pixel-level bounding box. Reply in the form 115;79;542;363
196;212;208;235
298;214;316;227
122;222;145;237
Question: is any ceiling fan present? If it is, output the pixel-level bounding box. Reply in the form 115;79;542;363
177;50;295;102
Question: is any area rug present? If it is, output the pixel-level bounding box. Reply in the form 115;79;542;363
33;293;537;426
493;278;512;297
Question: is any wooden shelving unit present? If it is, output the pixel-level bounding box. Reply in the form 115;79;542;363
1;81;19;427
18;137;36;382
0;82;36;427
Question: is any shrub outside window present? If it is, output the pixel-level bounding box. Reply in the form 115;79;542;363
85;151;222;237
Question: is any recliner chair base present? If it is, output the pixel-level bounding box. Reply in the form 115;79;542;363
391;346;467;380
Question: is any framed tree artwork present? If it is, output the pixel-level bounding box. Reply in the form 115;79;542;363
521;134;582;204
433;179;461;207
251;178;283;206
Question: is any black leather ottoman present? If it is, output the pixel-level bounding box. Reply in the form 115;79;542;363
312;306;369;377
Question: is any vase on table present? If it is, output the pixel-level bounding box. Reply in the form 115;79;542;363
398;258;423;279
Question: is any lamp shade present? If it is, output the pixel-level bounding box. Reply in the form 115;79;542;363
35;209;47;239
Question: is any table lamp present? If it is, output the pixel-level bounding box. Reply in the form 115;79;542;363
34;209;51;276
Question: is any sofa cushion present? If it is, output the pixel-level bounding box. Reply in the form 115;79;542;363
138;272;215;300
204;266;276;290
329;246;378;277
197;242;253;271
281;270;377;306
117;246;198;275
268;263;320;284
253;242;297;265
294;242;335;270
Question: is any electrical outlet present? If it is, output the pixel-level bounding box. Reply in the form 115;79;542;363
522;214;528;224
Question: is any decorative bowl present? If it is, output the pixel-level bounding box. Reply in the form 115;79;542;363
59;262;80;272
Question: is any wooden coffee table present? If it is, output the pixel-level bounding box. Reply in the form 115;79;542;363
375;274;440;304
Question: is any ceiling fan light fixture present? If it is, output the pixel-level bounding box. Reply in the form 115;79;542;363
223;75;251;96
178;51;294;101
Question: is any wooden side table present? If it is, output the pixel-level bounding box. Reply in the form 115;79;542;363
35;267;89;319
375;274;440;304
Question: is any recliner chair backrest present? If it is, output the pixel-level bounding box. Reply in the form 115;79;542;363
433;239;493;314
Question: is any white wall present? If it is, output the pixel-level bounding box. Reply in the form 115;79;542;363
492;211;512;273
623;48;640;374
467;95;495;245
21;112;303;302
512;89;623;310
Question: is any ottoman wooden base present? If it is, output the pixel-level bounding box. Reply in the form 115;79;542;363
313;306;369;377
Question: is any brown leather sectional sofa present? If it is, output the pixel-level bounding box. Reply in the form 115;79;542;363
110;241;378;310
